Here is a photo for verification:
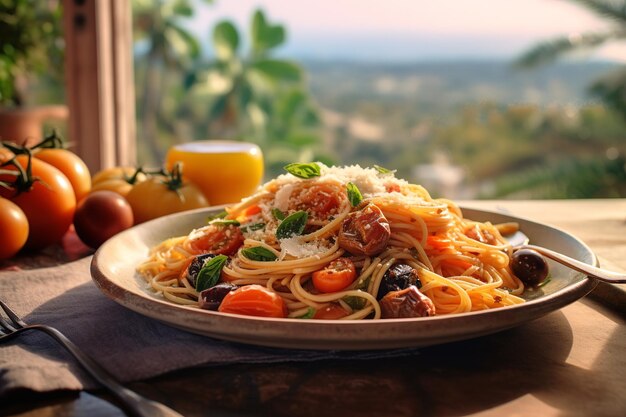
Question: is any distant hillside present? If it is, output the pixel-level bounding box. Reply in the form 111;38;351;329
303;60;620;111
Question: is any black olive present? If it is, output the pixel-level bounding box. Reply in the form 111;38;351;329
510;249;549;287
377;263;421;300
198;283;237;310
186;253;216;288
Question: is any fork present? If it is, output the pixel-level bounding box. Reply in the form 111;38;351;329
0;299;184;417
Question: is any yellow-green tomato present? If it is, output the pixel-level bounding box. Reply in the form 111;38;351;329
0;198;29;259
125;176;209;224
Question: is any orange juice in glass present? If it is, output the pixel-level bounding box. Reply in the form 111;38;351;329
165;141;263;205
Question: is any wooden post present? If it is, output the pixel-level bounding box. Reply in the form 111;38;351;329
62;0;136;172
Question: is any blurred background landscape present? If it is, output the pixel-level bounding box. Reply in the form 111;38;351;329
7;0;626;199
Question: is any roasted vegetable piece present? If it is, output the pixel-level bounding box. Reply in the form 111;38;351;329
338;203;390;256
510;248;549;287
380;285;436;319
377;263;421;299
199;283;237;310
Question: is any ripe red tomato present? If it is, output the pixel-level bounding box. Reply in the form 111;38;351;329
188;224;244;255
312;257;357;293
73;191;134;248
34;148;91;201
218;285;288;318
0;198;29;259
0;155;76;250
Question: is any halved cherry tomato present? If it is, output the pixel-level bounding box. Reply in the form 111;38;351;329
218;284;287;318
313;303;349;320
188;224;244;255
312;257;357;293
294;184;344;220
0;155;76;250
34;148;91;201
0;198;29;259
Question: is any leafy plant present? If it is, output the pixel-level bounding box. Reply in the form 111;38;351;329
515;0;626;120
132;0;208;163
0;0;63;107
186;9;325;177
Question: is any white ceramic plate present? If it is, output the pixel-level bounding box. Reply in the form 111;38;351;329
91;206;597;350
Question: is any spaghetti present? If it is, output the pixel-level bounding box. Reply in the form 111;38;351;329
137;164;526;320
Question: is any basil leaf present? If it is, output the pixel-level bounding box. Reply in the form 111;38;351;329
373;165;394;175
346;182;363;207
195;255;228;292
276;210;308;239
241;222;265;233
241;246;278;261
284;162;321;179
210;219;240;227
272;207;286;220
207;210;228;222
298;307;316;319
343;295;366;310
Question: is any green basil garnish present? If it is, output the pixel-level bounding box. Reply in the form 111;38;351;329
241;222;265;233
346;182;363;207
272;207;286;220
207;210;228;222
298;307;316;319
284;162;321;179
241;246;278;261
343;295;366;310
210;219;240;227
373;165;394;175
195;255;228;292
276;210;308;239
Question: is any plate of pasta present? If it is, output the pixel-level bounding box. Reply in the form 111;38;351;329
91;163;597;350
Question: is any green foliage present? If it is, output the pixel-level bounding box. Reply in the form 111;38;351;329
0;0;63;106
185;9;325;178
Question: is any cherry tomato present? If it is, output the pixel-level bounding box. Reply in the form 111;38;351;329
313;303;349;320
125;175;209;224
338;203;391;256
312;257;357;293
73;191;134;248
90;167;146;198
0;198;29;259
218;284;287;318
294;184;343;221
188;224;244;255
34;148;91;201
0;155;76;250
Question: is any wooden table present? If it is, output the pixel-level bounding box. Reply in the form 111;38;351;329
3;199;626;417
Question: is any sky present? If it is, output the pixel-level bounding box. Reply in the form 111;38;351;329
187;0;626;62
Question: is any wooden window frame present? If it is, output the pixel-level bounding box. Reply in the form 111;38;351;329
62;0;136;172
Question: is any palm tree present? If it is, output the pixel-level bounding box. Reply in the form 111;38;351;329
515;0;626;119
132;0;207;164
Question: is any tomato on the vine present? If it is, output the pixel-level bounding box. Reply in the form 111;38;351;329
91;166;147;198
34;148;91;201
0;155;76;250
124;163;208;224
0;198;29;259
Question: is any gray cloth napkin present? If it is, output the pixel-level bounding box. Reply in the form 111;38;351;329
0;256;418;396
